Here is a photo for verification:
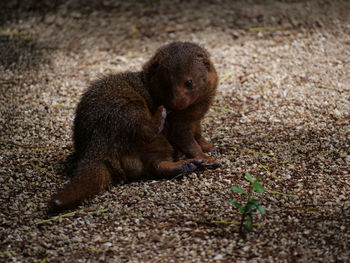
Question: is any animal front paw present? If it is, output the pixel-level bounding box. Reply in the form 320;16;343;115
197;137;214;152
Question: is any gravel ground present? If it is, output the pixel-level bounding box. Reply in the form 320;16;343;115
1;0;350;262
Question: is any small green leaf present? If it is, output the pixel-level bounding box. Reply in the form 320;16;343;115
257;205;266;215
249;199;261;206
246;214;253;230
231;186;246;194
231;200;244;213
253;181;264;194
245;173;254;183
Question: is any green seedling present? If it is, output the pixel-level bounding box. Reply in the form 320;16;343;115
231;173;265;236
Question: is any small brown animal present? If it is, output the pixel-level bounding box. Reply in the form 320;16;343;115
49;42;219;212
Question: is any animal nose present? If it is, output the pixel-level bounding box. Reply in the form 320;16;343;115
170;97;184;110
170;87;186;109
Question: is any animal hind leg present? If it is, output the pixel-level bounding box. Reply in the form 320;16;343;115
141;134;214;179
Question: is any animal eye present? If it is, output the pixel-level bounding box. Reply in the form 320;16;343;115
185;79;195;90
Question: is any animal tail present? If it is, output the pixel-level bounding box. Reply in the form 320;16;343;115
48;161;112;213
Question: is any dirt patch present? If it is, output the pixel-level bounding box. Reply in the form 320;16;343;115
1;0;349;262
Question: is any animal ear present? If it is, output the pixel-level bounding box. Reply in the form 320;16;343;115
202;57;211;71
196;52;211;71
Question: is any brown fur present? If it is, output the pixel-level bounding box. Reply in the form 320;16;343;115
49;42;219;213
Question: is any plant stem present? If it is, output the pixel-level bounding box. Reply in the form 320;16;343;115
239;212;246;236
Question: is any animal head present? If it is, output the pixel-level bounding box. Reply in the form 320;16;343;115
143;42;218;111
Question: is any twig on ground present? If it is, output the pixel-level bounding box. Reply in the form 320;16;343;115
30;162;60;183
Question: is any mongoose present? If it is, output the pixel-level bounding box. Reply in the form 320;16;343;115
49;42;219;212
